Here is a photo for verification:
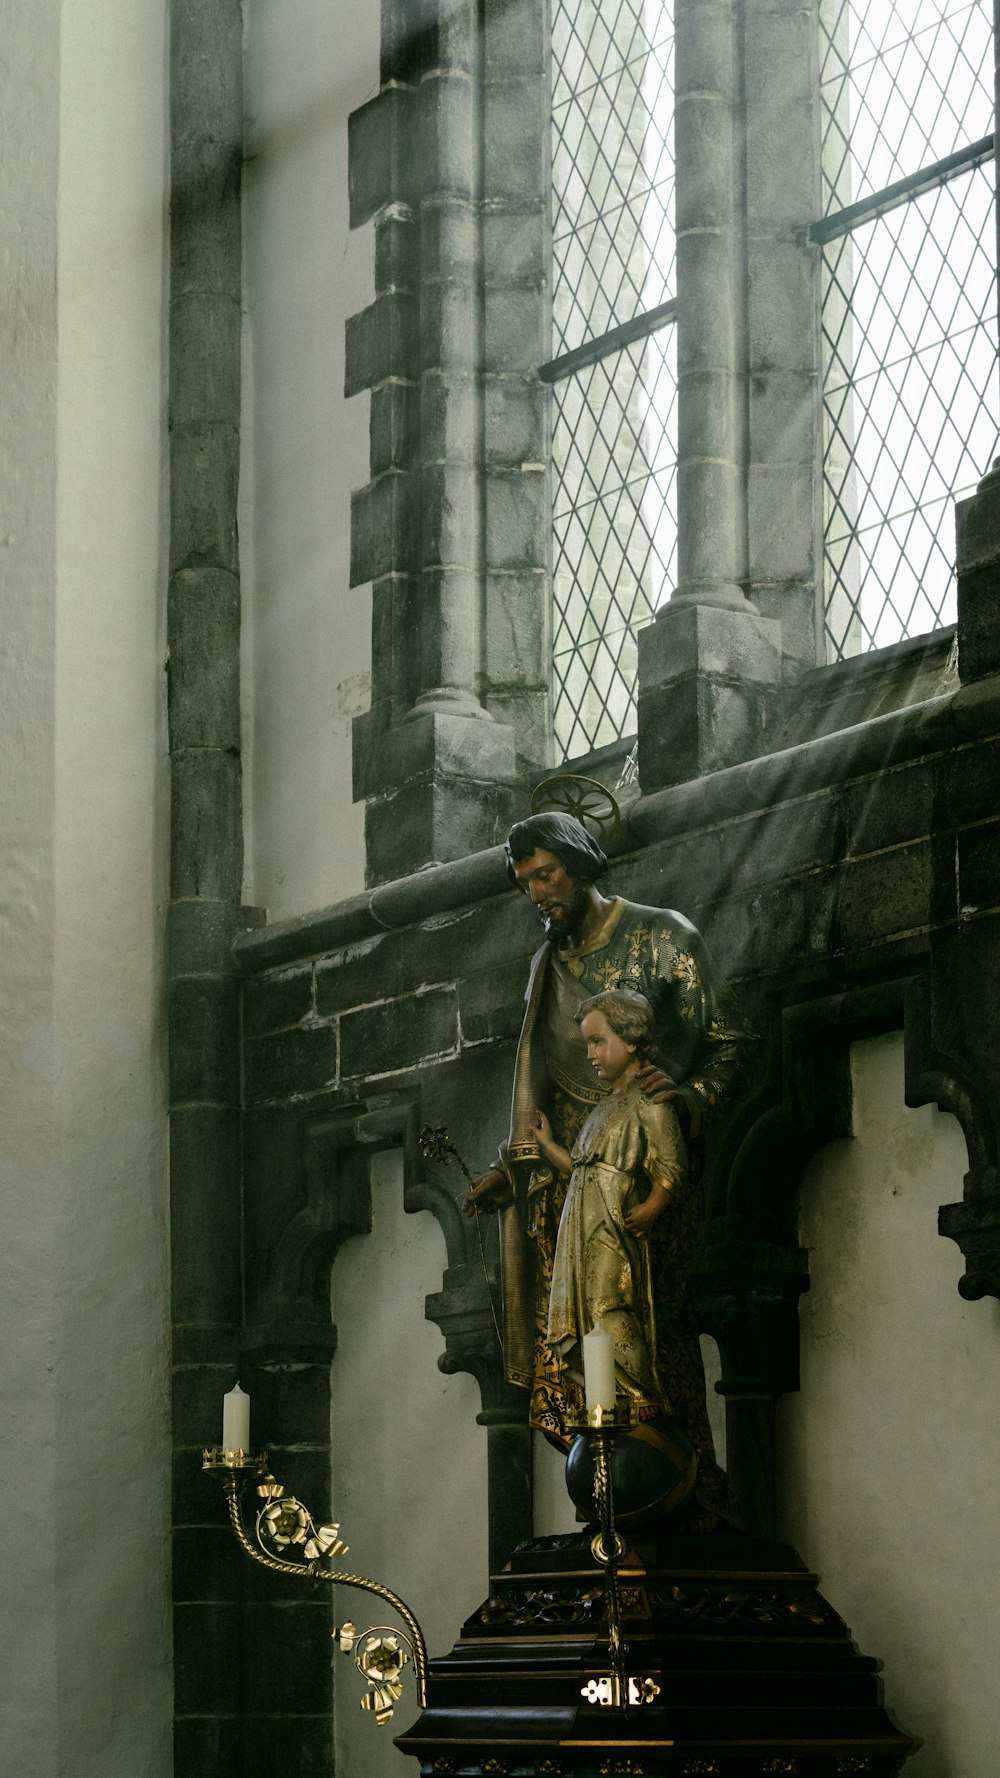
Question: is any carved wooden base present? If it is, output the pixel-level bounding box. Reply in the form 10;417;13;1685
395;1530;918;1777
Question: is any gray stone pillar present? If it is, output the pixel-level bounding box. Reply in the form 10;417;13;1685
169;6;333;1774
480;0;551;770
638;0;819;792
995;0;1000;335
673;0;746;615
413;0;485;725
348;0;548;886
168;8;248;1774
954;0;1000;686
477;1407;534;1576
935;3;1000;1333
744;0;822;673
691;1238;809;1538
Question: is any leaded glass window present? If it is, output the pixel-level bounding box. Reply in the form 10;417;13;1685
546;0;676;761
817;0;998;660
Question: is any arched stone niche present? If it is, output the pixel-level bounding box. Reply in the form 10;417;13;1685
242;1091;530;1576
694;950;1000;1535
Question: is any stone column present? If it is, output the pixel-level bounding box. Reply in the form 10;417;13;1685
691;1240;810;1537
744;0;823;673
346;12;422;765
674;0;746;614
477;1405;534;1577
954;0;1000;688
169;5;335;1773
638;0;816;792
168;6;247;1774
348;0;548;887
953;0;1000;666
480;0;551;770
995;0;1000;346
938;2;1000;1293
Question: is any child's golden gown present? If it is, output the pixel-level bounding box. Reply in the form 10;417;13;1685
546;1079;686;1414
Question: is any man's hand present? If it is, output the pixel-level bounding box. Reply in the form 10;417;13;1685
463;1166;513;1216
635;1061;680;1104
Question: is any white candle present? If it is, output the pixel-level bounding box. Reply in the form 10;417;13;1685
582;1326;616;1412
222;1381;250;1453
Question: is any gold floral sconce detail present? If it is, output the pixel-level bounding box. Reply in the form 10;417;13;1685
202;1449;427;1724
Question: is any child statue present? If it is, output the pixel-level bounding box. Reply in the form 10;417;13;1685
532;988;686;1418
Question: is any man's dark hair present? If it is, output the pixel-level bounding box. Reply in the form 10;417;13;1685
504;812;609;886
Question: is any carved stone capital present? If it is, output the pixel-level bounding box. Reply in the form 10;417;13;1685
939;1174;1000;1302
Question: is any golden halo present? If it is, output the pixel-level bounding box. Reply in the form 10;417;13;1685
529;774;621;840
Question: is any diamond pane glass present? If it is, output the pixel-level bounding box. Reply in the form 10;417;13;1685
822;162;999;659
550;0;675;760
552;0;675;355
820;0;993;215
552;331;677;760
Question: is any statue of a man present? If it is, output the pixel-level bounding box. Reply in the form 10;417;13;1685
466;811;756;1520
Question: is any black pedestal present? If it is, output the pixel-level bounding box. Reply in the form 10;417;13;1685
395;1530;919;1776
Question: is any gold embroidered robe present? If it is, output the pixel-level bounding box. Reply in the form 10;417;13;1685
547;1082;686;1412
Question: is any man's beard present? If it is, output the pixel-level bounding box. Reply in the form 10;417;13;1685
541;881;590;946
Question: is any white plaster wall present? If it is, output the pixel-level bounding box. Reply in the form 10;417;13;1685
0;1;171;1772
779;1032;1000;1777
330;1150;488;1778
242;0;377;922
0;7;61;1766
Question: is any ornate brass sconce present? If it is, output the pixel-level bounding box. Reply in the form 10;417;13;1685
202;1448;427;1723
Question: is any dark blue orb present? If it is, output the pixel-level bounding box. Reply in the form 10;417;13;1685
565;1414;697;1527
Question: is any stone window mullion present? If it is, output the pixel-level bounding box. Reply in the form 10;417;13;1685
637;0;801;795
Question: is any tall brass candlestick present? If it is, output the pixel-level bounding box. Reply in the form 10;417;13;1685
572;1402;635;1711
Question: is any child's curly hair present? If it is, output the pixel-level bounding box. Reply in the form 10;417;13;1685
574;988;656;1061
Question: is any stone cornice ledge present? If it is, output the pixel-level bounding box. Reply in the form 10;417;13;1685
234;675;1000;976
